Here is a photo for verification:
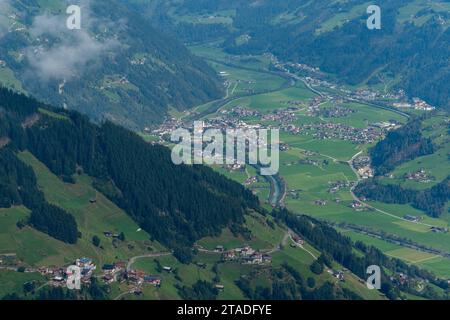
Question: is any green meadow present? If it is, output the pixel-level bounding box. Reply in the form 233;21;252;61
4;151;164;268
0;270;46;298
219;82;317;114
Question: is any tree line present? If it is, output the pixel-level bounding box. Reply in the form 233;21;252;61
1;87;259;255
355;177;450;218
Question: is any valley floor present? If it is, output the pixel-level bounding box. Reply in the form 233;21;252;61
166;42;450;279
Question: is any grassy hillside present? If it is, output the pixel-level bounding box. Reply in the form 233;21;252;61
122;211;385;300
0;153;384;300
0;151;163;267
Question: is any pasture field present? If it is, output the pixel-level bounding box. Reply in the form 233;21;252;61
338;230;402;252
316;2;373;34
0;67;26;93
280;133;363;161
189;44;273;71
0;270;46;298
198;213;286;251
207;60;286;97
219;82;317;114
378;114;450;190
321;102;407;128
417;256;450;279
9;151;163;267
172;9;236;26
397;1;450;27
384;248;437;264
125;255;182;300
131;259;252;300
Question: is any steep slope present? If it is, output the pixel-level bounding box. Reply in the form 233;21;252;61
1;88;449;300
0;0;224;129
0;87;259;260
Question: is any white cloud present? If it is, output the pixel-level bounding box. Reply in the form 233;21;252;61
0;0;11;37
26;2;119;81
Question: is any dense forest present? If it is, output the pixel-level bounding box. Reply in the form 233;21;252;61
370;119;434;175
354;178;450;218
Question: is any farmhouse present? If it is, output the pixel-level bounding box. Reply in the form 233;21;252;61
223;250;236;260
215;284;225;291
144;275;161;286
404;215;420;223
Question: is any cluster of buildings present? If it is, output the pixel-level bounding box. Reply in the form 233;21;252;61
297;158;320;167
288;189;300;200
404;169;433;183
15;255;165;291
130;56;147;66
289;122;385;145
100;76;130;90
291;234;304;246
309;104;356;119
350;201;368;211
262;108;297;124
126;269;161;287
150;118;183;137
314;200;327;206
353;156;374;179
328;181;354;194
284;62;321;75
404;215;421;223
328;269;345;281
230;106;260;118
371;121;401;130
393;98;435;111
390;272;409;286
101;261;127;284
221;246;272;265
103;261;169;288
281;100;306;109
430;226;449;234
244;176;258;186
0;253;16;267
37;257;97;287
357;166;374;179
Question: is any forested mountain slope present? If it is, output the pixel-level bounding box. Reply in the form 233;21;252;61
1;87;449;299
0;0;223;129
0;87;257;259
138;0;450;110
